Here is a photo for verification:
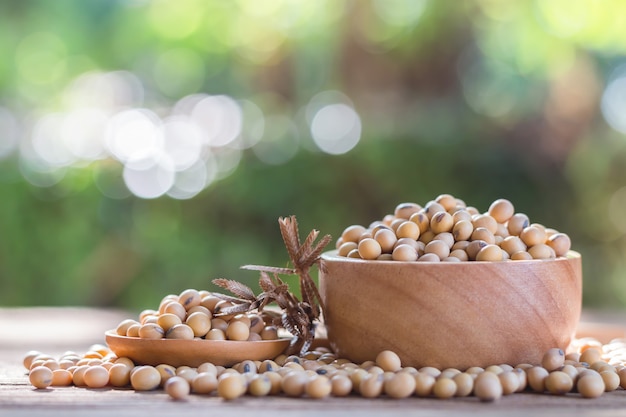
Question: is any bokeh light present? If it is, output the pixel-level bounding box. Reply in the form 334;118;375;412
601;66;626;134
0;107;18;160
310;104;361;155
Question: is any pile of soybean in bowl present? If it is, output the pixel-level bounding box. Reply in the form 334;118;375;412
335;194;571;262
115;289;280;341
24;337;626;401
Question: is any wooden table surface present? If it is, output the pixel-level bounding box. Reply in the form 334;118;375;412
1;307;626;417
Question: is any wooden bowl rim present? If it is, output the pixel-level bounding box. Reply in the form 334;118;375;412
105;330;292;348
321;249;580;266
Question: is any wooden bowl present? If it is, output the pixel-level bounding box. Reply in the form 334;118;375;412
318;250;582;370
105;331;291;367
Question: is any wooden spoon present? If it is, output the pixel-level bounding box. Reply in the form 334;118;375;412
105;330;291;367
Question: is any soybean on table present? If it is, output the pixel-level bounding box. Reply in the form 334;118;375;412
1;307;626;417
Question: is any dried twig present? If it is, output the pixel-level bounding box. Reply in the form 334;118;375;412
214;216;331;355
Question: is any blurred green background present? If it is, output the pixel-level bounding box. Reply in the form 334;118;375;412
1;0;626;312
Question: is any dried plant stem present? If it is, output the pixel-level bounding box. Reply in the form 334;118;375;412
213;216;331;355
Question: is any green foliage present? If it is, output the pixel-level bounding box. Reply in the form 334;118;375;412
1;0;626;310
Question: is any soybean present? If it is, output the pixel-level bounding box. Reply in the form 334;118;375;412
383;371;416;398
541;348;565;371
165;376;190;400
217;373;247;400
474;372;502;402
577;373;605;398
29;366;53;389
130;366;161;391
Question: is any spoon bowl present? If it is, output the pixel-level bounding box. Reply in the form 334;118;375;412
105;331;291;367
